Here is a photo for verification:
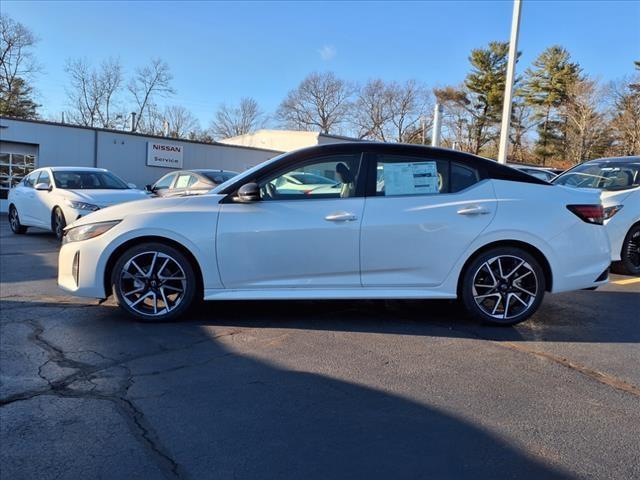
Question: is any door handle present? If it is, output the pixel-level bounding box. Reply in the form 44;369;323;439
325;211;358;222
457;205;490;216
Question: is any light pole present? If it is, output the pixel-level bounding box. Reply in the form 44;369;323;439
431;103;443;147
497;0;522;164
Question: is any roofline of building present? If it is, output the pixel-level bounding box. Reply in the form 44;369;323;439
0;116;283;154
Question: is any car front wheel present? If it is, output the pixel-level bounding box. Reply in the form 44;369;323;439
52;207;66;241
111;242;197;322
461;247;546;326
9;205;28;234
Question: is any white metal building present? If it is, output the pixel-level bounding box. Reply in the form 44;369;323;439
218;129;358;152
0;117;280;212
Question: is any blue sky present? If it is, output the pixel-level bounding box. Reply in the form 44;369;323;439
4;0;639;127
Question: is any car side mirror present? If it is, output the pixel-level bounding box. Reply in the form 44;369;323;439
128;183;137;189
235;182;260;203
34;183;51;192
145;184;154;192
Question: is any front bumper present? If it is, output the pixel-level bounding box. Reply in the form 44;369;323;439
58;237;108;298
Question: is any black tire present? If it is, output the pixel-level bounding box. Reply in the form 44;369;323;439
612;224;640;276
111;242;197;322
52;207;66;241
461;247;546;326
8;205;28;234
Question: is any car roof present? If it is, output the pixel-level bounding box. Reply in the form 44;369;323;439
47;167;110;172
582;156;640;164
217;142;549;194
190;169;238;174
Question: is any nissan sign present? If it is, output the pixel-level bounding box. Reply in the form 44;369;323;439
147;142;184;169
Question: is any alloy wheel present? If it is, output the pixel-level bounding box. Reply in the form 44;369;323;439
55;212;64;239
9;208;18;230
625;229;640;268
471;255;539;321
119;251;187;317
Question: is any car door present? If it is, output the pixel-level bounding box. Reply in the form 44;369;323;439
360;153;497;287
14;171;39;225
216;153;365;289
151;173;177;197
169;173;195;197
31;169;54;228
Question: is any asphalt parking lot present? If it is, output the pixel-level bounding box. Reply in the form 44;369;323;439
1;218;639;480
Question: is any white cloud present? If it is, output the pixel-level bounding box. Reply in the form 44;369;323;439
318;45;337;61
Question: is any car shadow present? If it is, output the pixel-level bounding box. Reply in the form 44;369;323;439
0;298;574;479
184;290;639;344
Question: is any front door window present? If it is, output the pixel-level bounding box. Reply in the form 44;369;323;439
259;154;362;200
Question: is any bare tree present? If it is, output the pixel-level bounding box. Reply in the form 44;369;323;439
64;58;123;127
277;71;355;134
128;58;174;132
163;105;200;139
0;14;39;117
387;80;432;143
354;79;432;143
210;97;264;139
352;79;394;140
608;76;640;156
434;86;474;151
563;79;609;163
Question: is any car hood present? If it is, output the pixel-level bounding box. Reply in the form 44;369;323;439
63;189;149;207
66;194;226;228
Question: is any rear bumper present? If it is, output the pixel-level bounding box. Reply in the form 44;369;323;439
548;223;611;293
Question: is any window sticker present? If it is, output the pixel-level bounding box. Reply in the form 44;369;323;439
383;161;439;195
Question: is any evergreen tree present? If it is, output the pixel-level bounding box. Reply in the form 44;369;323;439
523;46;581;165
0;77;39;118
463;41;518;154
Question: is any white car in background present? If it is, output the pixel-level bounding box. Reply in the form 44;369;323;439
8;167;148;240
58;143;611;326
553;156;640;276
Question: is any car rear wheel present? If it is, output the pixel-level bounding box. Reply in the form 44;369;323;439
52;207;66;241
613;224;640;276
461;247;546;326
111;242;197;322
9;205;27;234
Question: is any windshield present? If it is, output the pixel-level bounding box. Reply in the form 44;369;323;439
202;172;237;184
553;162;640;191
211;152;288;193
53;170;129;190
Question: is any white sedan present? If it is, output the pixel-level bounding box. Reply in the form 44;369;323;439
58;144;611;326
553;156;640;275
8;167;148;240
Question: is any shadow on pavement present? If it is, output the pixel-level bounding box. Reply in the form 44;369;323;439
0;298;572;479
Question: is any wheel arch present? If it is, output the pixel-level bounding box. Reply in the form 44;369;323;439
456;239;553;296
103;235;204;298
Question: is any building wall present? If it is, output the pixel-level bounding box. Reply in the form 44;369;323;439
94;130;277;188
0;117;278;211
219;129;358;152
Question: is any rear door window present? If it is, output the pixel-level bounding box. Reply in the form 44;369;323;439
374;155;449;196
451;162;480;193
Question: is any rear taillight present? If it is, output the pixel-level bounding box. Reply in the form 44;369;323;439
567;205;604;225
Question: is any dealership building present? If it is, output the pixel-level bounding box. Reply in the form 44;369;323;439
0;117;283;212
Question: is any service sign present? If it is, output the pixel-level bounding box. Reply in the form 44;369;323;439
147;142;183;169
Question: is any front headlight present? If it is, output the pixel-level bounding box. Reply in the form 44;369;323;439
65;199;100;211
63;220;120;244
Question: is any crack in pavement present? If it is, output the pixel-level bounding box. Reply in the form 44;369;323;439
0;317;250;480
